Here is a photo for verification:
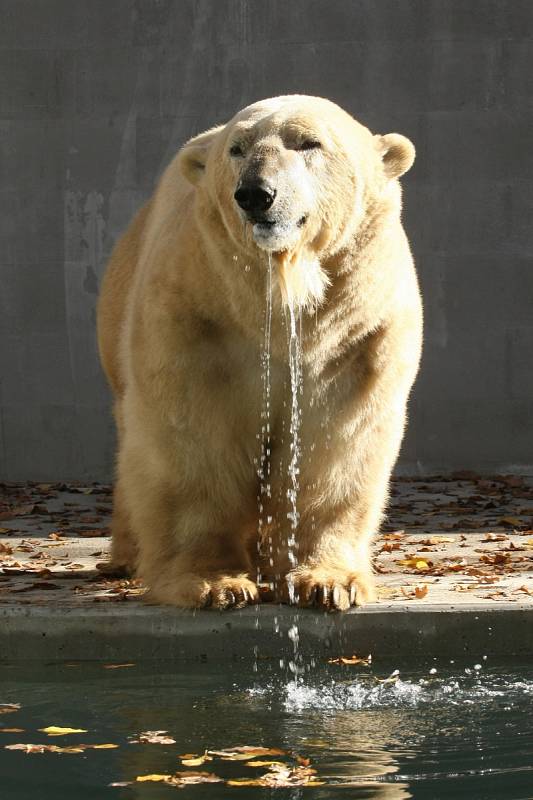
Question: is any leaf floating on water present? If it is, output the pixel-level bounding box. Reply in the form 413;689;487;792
103;663;135;670
136;771;223;786
181;750;212;766
92;743;119;749
327;654;371;666
174;771;223;785
208;746;286;760
0;705;20;715
377;669;400;684
39;726;88;736
0;728;24;734
130;730;176;745
228;763;323;788
5;742;118;754
246;760;286;768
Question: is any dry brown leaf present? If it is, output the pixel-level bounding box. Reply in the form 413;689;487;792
208;746;286;760
0;704;20;715
414;584;429;599
513;585;533;596
327;654;371;666
5;742;118;754
482;533;508;542
422;536;456;545
130;730;176;745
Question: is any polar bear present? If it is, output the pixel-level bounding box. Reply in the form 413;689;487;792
97;95;422;610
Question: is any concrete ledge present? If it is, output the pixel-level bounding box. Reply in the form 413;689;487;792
2;476;533;662
1;602;533;662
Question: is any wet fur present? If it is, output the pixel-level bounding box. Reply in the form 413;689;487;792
97;95;422;610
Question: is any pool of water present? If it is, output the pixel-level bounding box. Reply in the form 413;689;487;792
0;658;532;798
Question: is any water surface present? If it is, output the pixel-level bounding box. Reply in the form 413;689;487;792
0;659;532;798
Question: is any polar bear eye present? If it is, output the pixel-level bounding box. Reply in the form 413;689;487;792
297;139;322;151
229;143;244;157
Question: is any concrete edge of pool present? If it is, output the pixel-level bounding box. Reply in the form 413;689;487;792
1;602;532;662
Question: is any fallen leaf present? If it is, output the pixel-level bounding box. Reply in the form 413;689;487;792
5;742;117;754
482;533;508;542
181;751;212;766
91;744;119;749
377;670;400;684
0;705;20;715
39;726;88;736
0;728;24;734
327;654;371;666
130;730;176;745
514;585;533;596
135;774;171;783
397;557;432;571
208;746;286;760
414;585;429;599
422;536;456;545
103;664;135;670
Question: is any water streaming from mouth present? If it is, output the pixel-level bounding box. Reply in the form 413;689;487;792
256;254;273;591
285;286;304;681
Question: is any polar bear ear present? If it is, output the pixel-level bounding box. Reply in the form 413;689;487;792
376;133;415;179
179;125;225;186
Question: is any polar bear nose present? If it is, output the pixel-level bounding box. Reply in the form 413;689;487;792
234;181;276;215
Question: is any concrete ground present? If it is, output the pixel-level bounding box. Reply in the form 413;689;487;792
1;475;533;661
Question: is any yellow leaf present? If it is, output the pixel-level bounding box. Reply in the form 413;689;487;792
227;779;264;787
39;726;87;736
92;743;119;749
135;774;171;783
397;557;431;571
246;760;286;768
208;746;285;760
181;752;212;766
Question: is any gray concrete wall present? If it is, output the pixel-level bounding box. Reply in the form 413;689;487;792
1;0;532;480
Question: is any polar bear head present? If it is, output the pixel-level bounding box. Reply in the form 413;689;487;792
179;95;414;305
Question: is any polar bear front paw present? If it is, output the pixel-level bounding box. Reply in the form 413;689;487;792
145;572;260;610
285;567;377;611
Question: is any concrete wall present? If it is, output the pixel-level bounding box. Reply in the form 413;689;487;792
1;0;533;480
